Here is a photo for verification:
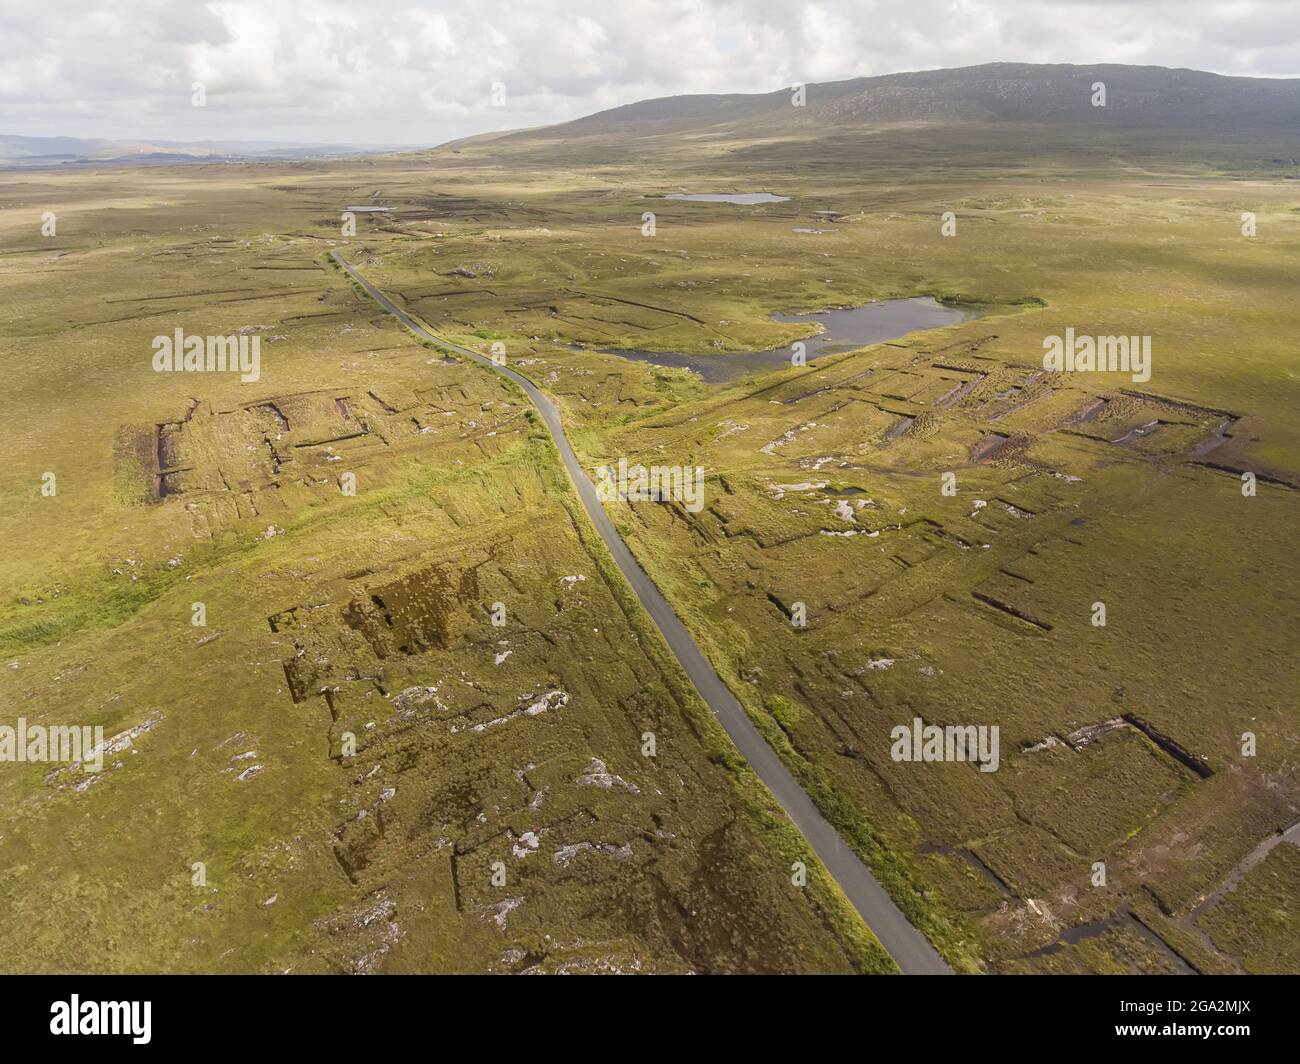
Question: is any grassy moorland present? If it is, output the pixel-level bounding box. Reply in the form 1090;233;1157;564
0;166;892;973
349;110;1300;972
1;63;1297;973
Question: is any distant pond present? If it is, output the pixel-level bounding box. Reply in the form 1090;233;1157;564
662;192;790;204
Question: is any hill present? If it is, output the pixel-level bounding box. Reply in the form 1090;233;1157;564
445;63;1300;171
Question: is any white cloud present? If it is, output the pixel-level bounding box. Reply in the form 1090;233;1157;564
3;0;1298;144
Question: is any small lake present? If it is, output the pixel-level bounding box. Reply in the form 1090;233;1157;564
581;297;973;383
663;192;790;204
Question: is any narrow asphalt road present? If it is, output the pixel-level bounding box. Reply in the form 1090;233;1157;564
331;249;953;975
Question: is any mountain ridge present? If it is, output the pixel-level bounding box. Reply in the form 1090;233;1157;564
439;62;1300;171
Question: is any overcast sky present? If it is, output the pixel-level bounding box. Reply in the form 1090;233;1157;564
4;0;1299;146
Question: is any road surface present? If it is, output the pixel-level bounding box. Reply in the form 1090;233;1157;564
331;249;953;975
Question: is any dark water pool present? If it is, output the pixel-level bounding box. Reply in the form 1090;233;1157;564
581;297;973;383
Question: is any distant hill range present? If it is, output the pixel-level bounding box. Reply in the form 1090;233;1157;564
0;135;411;169
456;63;1300;169
16;64;1300;172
